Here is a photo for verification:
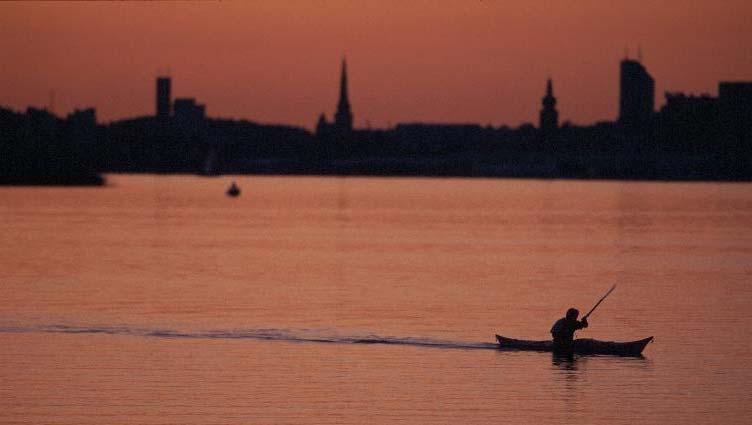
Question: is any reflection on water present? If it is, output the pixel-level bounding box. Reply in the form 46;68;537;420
552;352;579;370
551;351;652;373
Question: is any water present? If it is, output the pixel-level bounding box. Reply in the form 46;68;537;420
1;175;751;424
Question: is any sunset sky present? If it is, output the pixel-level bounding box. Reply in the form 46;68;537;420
1;1;751;129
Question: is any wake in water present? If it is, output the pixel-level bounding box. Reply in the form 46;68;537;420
0;324;498;350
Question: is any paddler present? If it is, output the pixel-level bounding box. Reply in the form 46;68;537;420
550;308;588;352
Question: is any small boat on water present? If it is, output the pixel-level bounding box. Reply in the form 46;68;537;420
495;334;653;357
226;181;241;197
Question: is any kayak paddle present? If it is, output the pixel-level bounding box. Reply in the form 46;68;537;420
582;284;616;321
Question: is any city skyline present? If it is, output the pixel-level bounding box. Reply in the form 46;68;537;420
2;1;751;129
1;55;744;134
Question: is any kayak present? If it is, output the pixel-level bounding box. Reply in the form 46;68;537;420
495;334;654;356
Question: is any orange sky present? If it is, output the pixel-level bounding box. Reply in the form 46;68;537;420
1;1;751;129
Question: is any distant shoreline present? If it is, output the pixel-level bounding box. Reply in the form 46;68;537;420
95;167;752;184
0;173;105;186
3;156;750;186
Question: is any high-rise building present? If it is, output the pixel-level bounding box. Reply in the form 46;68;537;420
334;59;353;131
539;79;558;140
619;59;654;131
156;77;171;120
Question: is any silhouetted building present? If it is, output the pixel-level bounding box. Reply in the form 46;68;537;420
334;59;353;131
170;98;207;167
619;59;654;132
66;108;98;146
316;58;354;140
156;77;171;120
174;98;205;122
658;93;719;153
539;79;559;141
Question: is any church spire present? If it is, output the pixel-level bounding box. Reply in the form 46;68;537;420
334;57;353;131
339;59;349;109
540;78;559;141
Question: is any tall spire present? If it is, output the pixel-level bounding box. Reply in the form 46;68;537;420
334;57;353;131
543;78;556;109
339;59;349;109
540;78;559;140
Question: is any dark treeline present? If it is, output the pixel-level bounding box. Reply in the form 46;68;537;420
1;59;751;184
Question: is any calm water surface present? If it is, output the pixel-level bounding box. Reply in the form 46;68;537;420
1;175;751;424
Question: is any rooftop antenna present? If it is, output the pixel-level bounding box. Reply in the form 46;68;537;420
624;46;630;60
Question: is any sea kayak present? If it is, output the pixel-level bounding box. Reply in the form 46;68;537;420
495;334;653;356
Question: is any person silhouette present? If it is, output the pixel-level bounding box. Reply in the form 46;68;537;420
550;308;588;352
